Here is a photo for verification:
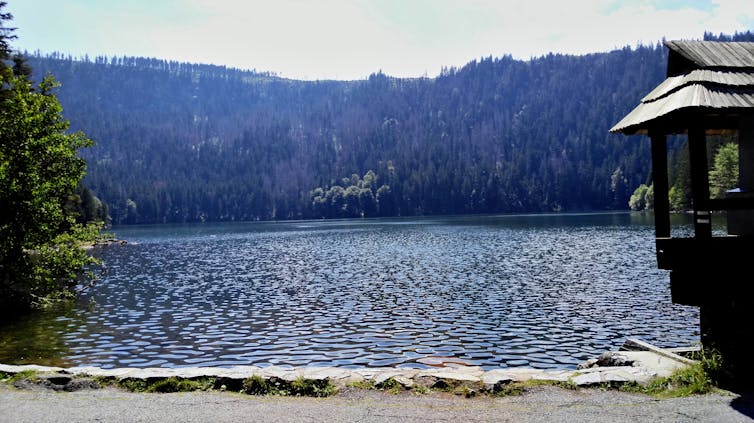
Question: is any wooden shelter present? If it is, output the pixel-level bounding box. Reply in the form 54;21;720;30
611;40;754;384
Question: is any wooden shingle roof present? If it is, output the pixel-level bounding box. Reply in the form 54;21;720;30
666;40;754;74
611;40;754;135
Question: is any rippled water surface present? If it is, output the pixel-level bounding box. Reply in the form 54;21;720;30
0;213;700;370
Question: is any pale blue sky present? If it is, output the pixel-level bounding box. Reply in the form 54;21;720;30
6;0;754;80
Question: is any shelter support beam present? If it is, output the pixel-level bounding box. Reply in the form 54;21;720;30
650;132;670;239
688;126;712;238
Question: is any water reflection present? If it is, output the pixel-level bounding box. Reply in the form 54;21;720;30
0;213;699;370
0;304;88;367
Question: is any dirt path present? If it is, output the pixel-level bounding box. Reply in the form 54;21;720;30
1;384;753;422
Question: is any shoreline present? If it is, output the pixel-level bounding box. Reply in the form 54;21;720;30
0;346;686;395
0;339;696;394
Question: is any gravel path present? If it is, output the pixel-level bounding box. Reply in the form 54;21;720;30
1;384;753;422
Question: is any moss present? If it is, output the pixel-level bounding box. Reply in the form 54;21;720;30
521;379;578;390
146;377;216;393
0;370;40;384
375;377;403;394
242;375;269;395
112;377;219;393
411;384;430;395
290;377;336;397
490;382;525;397
456;385;477;398
116;378;149;392
91;376;114;386
346;379;375;390
488;379;579;397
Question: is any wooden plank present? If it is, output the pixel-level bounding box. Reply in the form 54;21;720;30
706;197;754;210
619;339;696;365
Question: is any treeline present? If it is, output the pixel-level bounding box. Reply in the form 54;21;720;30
23;31;752;224
629;136;739;211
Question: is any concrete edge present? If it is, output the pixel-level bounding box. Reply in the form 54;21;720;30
0;363;666;393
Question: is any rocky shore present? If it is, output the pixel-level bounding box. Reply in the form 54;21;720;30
0;339;693;395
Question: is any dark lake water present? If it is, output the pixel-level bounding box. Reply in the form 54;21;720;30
0;212;700;370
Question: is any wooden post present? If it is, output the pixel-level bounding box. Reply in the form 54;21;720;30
688;125;712;238
650;131;670;238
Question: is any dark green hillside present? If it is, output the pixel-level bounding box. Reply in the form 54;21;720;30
27;44;669;223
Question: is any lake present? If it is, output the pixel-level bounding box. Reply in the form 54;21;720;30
0;212;700;370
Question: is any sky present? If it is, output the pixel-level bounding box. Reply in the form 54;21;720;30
5;0;754;80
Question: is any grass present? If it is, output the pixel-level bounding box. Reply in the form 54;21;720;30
242;376;336;397
489;379;576;397
145;377;216;393
0;370;39;384
0;349;723;400
346;379;375;390
619;348;722;398
375;377;403;395
351;376;577;398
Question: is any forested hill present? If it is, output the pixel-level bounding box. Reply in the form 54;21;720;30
27;45;668;224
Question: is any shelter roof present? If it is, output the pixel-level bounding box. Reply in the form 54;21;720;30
611;40;754;135
666;40;754;75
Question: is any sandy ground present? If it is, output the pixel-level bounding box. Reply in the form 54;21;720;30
1;384;753;422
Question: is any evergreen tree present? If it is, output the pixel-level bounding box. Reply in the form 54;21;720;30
709;143;739;199
0;4;101;313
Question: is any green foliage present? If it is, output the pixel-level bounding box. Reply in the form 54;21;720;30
628;184;650;211
0;11;101;314
645;183;654;210
662;136;737;211
346;379;375;390
0;369;38;383
242;375;268;395
116;378;149;392
490;382;525;397
411;384;430;395
709;143;739;199
310;170;385;218
115;377;218;393
668;140;692;211
242;375;336;397
668;185;685;212
146;377;216;393
375;377;403;394
290;376;337;397
626;363;714;397
619;349;722;398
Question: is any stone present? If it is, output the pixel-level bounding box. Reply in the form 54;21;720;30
63;378;102;391
372;371;407;387
414;369;484;391
577;358;598;369
392;375;414;388
0;358;676;393
302;366;363;384
480;369;514;388
595;351;635;367
259;366;302;382
571;366;656;386
37;374;72;387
